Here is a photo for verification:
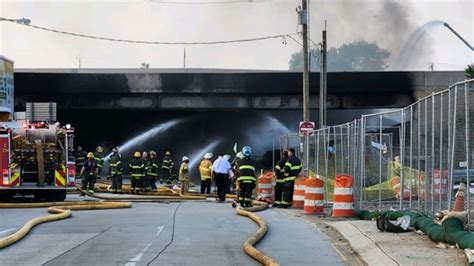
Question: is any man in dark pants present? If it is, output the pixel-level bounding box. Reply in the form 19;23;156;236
148;150;159;190
80;152;98;194
161;150;174;184
273;150;288;208
199;153;213;194
74;146;86;174
109;147;123;193
236;146;257;208
94;146;105;179
129;151;145;194
212;154;231;202
281;148;302;208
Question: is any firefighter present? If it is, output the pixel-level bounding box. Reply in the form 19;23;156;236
273;150;288;208
236;146;257;208
142;151;150;192
161;150;174;184
281;148;302;208
74;146;86;174
179;156;190;195
199;153;213;194
129;151;145;194
94;146;105;179
80;152;98;194
109;147;123;194
148;150;159;190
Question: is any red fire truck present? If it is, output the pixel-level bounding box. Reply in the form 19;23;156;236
0;56;76;201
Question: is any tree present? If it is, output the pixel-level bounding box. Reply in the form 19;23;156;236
466;64;474;79
288;41;390;72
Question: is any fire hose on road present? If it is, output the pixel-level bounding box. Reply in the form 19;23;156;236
236;201;280;266
0;201;132;249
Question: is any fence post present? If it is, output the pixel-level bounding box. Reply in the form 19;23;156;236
464;82;471;229
448;86;458;211
400;109;405;210
359;116;366;209
379;115;383;210
439;93;444;211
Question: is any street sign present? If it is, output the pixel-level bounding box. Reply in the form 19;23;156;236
299;121;315;136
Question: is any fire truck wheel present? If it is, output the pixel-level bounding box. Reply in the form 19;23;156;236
44;190;66;202
0;192;14;202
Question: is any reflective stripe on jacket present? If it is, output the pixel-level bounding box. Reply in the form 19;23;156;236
129;158;145;178
236;157;256;183
283;155;302;182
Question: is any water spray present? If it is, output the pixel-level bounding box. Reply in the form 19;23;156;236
188;138;223;170
104;119;180;161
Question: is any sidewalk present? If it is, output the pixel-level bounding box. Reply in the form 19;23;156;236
280;209;466;265
327;220;466;266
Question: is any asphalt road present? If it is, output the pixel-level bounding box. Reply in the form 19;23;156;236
0;196;343;266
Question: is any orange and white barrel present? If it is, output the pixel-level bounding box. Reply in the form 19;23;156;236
389;176;410;200
257;172;274;203
416;172;426;200
292;176;307;208
433;169;448;201
303;177;324;214
453;183;466;212
332;174;355;217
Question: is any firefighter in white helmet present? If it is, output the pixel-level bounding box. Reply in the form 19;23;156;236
179;156;190;194
199;153;213;194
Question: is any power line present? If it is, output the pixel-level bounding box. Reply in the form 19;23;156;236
0;17;299;46
148;0;262;4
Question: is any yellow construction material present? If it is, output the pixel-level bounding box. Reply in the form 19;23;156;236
236;201;279;266
77;186;206;201
0;201;131;249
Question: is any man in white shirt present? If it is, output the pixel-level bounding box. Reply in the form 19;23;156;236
212;153;232;202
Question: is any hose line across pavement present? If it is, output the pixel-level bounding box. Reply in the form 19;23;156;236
0;201;132;249
236;201;280;266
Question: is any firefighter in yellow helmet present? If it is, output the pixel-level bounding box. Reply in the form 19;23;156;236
80;152;98;194
129;151;145;193
94;146;105;179
199;153;213;194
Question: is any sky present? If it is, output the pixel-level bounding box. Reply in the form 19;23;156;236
0;0;473;70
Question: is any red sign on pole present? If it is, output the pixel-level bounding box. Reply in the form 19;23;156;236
299;121;315;136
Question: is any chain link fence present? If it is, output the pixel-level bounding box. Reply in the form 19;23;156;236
280;79;474;225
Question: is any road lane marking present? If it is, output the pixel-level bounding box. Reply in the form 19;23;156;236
0;228;16;235
125;226;164;266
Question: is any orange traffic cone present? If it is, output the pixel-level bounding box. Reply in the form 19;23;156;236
453;183;466;212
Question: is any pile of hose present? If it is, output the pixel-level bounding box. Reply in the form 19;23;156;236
0;201;131;249
236;200;279;266
359;209;474;250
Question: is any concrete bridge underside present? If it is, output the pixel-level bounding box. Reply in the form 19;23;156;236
13;69;465;110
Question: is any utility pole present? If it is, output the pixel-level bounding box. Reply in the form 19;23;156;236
298;0;310;176
301;0;310;122
319;21;327;128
